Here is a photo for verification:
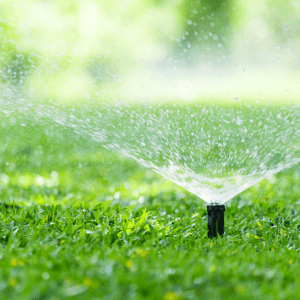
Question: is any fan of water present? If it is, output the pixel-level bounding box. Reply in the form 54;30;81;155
1;1;300;204
2;98;300;204
53;103;300;204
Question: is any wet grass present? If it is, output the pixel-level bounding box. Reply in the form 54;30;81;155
0;115;300;299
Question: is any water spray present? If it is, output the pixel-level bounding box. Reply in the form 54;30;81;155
207;204;225;239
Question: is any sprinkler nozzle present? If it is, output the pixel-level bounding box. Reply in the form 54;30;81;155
207;204;225;239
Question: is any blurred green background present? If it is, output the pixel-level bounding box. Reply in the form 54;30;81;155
1;0;299;104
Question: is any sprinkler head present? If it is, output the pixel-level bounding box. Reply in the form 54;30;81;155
207;204;225;239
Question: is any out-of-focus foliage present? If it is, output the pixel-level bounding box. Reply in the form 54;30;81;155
232;0;300;67
174;0;232;65
0;0;299;101
0;0;182;100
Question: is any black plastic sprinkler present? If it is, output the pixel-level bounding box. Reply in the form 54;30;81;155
207;204;225;239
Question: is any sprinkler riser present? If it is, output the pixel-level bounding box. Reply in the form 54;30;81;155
207;204;225;239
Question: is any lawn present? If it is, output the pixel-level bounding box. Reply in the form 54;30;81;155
0;110;300;300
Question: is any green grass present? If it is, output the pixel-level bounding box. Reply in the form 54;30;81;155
1;113;300;299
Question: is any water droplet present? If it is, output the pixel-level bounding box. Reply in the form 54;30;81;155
236;117;243;125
